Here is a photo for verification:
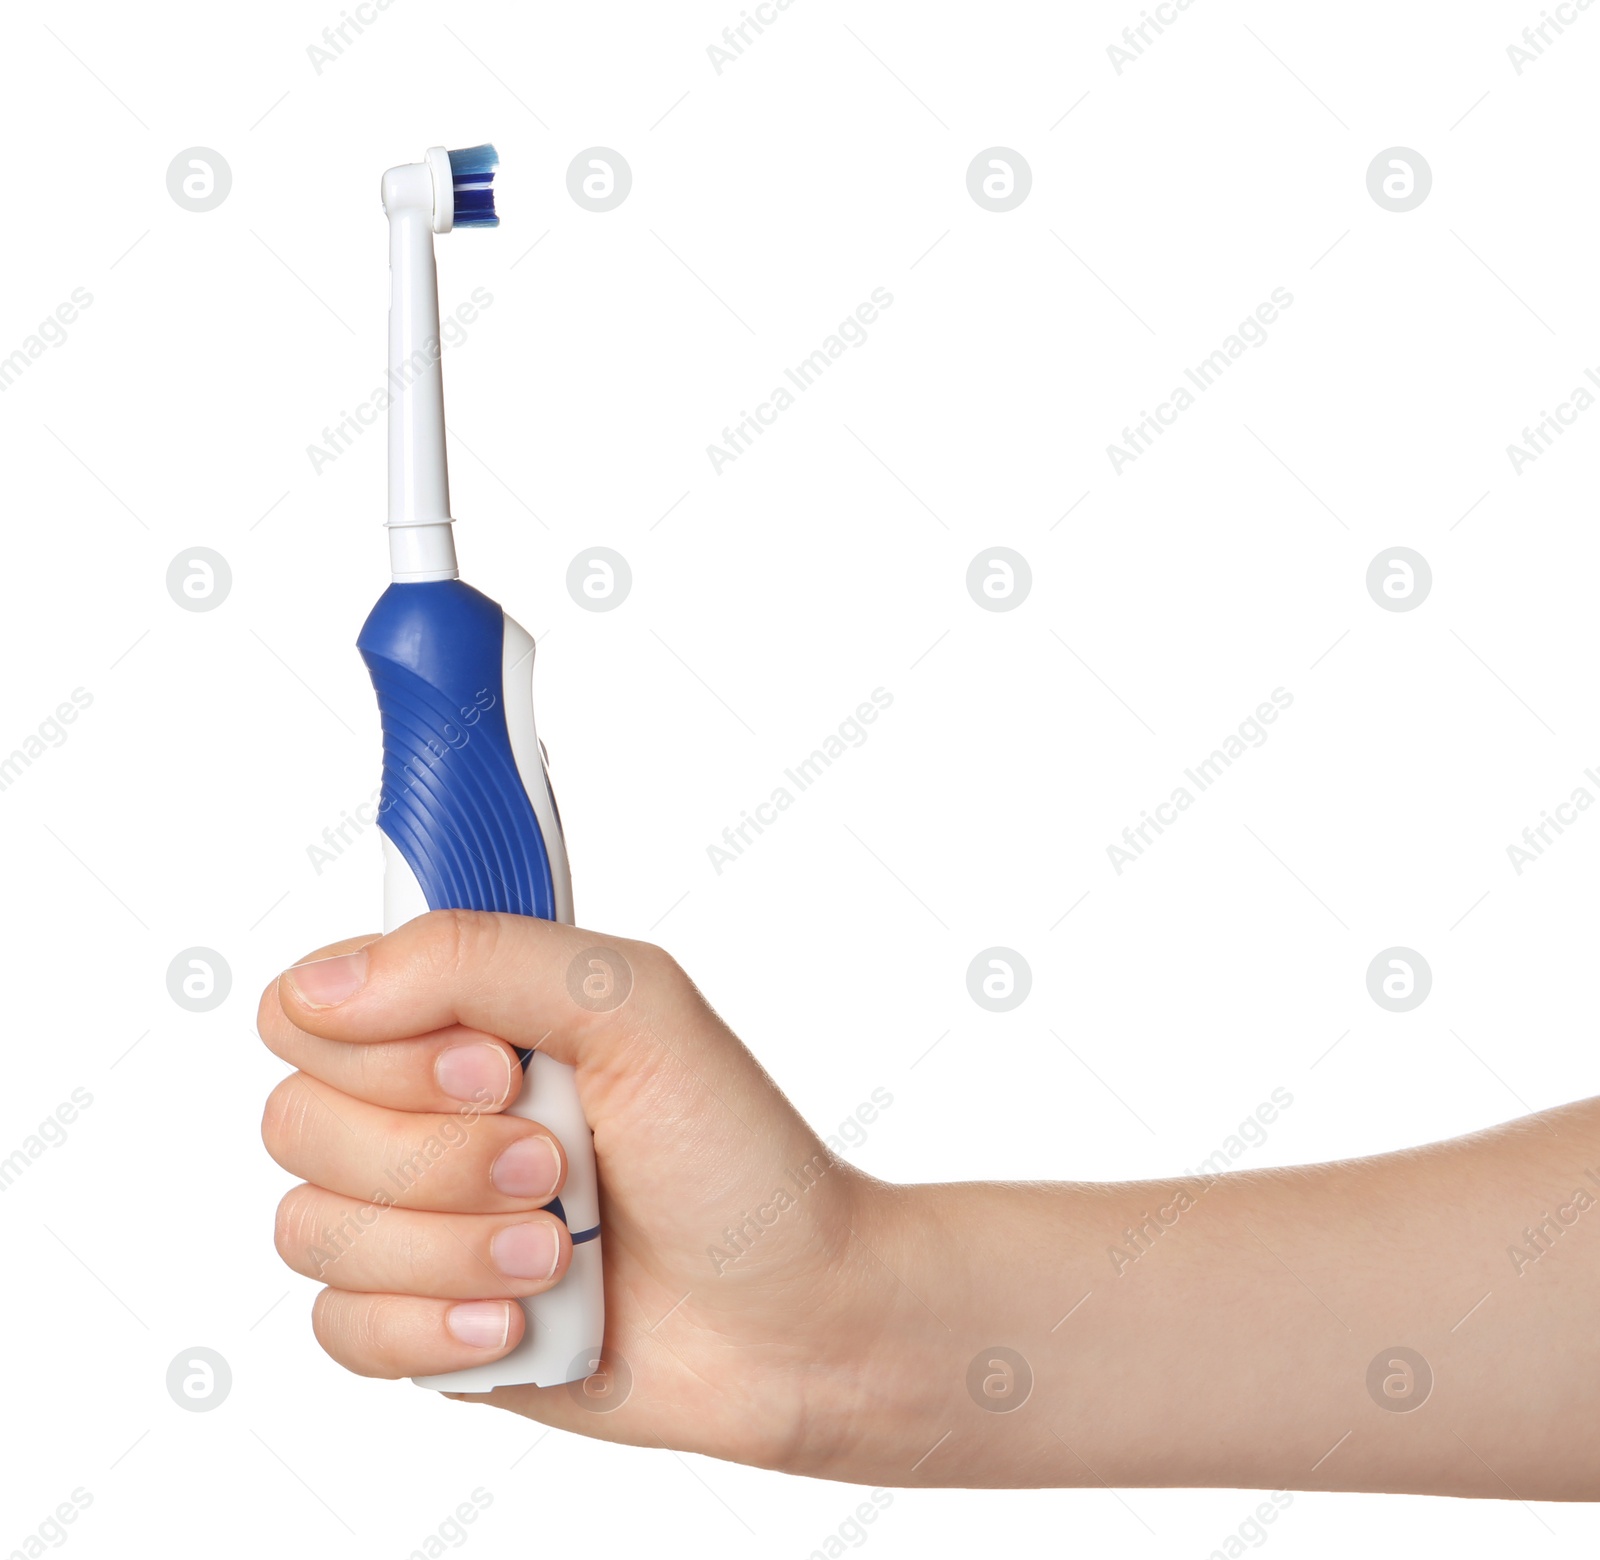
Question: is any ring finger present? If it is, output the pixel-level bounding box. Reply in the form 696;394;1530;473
277;1183;570;1297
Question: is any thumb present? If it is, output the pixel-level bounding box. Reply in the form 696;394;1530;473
271;910;665;1072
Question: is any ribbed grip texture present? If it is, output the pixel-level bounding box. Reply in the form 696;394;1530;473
358;580;556;921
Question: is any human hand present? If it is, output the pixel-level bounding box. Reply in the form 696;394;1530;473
260;910;1600;1499
259;910;900;1478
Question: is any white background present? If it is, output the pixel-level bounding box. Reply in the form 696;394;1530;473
2;0;1597;1554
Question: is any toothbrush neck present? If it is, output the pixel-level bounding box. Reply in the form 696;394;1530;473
387;198;459;582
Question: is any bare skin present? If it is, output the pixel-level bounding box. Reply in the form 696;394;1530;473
260;910;1600;1499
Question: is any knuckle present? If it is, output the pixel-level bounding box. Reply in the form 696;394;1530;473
423;908;467;976
273;1185;319;1267
260;1075;297;1161
310;1288;341;1353
260;1074;315;1168
256;979;291;1057
394;1216;441;1284
312;1289;388;1375
311;1288;359;1365
642;941;697;1004
256;978;276;1036
354;1042;379;1100
351;1293;389;1354
422;908;498;983
359;1292;416;1366
428;908;470;972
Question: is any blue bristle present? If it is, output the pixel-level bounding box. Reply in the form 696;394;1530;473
447;143;498;225
447;143;499;180
453;187;497;226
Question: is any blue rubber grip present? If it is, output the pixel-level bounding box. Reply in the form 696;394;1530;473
358;579;557;921
359;580;576;1233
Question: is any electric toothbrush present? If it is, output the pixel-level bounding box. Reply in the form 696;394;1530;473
357;144;604;1390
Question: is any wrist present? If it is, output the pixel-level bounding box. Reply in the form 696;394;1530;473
784;1177;979;1483
786;1177;1120;1488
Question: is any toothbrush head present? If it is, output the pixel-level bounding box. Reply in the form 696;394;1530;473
445;143;499;228
395;145;499;234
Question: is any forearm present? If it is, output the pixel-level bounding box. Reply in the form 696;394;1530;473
813;1099;1600;1497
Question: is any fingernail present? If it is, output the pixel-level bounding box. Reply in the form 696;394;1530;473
491;1222;561;1281
446;1301;512;1349
436;1043;513;1105
285;950;368;1008
491;1135;561;1199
